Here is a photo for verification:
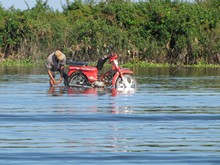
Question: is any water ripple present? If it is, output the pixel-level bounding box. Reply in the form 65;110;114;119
0;114;220;122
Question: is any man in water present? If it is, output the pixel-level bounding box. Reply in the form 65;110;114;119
45;50;67;87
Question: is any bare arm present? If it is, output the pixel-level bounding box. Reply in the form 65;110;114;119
47;69;58;86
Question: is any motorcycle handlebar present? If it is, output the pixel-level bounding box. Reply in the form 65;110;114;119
108;52;118;61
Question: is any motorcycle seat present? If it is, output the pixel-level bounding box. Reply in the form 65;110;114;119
67;60;88;66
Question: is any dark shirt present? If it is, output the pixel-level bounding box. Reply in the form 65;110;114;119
45;52;66;72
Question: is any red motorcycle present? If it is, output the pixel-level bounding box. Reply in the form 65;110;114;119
66;52;137;90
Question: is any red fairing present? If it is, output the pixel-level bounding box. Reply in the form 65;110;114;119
68;66;98;82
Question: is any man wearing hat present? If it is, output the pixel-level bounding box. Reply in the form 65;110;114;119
45;50;67;87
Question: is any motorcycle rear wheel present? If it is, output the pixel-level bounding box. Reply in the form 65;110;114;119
68;73;90;87
115;74;137;90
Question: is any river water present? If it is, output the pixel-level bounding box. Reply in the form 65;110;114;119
0;66;220;164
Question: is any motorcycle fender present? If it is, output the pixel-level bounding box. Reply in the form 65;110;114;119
119;68;133;74
111;69;133;87
67;70;78;77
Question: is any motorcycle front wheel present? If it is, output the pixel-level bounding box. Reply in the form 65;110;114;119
68;73;90;87
115;74;137;90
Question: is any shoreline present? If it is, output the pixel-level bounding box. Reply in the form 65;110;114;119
1;59;220;68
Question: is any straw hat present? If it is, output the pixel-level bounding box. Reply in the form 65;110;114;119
55;50;65;61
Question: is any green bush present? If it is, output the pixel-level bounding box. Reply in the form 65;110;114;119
0;0;219;65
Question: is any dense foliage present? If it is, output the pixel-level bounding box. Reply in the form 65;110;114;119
0;0;219;65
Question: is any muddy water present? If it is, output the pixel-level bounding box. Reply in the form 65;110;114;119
0;66;220;164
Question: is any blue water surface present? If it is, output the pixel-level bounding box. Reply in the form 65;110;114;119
0;67;220;164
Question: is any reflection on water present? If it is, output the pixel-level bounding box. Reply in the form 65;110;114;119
47;86;136;97
0;66;220;164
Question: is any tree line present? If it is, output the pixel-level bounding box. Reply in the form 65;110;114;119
0;0;219;65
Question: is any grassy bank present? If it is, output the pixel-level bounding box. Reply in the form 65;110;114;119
121;58;220;68
0;59;43;67
1;58;220;68
0;0;219;65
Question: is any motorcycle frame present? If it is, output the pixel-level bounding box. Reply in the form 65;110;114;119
67;54;133;87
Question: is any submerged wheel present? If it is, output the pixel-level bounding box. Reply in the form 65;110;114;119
68;73;90;87
115;74;137;90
